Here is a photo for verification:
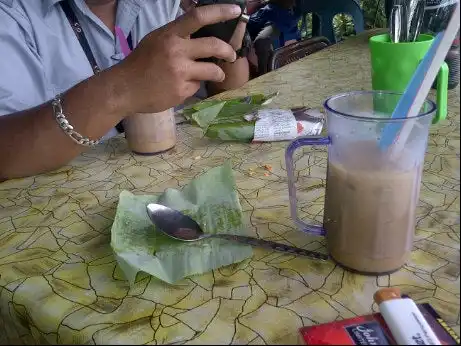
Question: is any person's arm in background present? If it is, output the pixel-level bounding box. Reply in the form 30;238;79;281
207;19;250;95
0;5;242;181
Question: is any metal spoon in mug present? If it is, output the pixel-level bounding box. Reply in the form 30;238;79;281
399;0;409;42
390;5;403;43
146;203;329;261
408;0;425;42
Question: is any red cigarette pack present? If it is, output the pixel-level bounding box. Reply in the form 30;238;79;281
298;303;460;345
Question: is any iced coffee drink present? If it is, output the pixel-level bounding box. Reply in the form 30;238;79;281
323;142;423;274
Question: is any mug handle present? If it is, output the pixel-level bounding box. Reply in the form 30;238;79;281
285;136;330;236
434;62;449;124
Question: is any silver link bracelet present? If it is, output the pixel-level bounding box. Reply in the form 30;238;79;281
52;96;100;147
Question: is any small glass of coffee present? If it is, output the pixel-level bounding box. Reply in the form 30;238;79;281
123;109;176;155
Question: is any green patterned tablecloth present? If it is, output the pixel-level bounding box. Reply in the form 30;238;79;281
1;30;459;344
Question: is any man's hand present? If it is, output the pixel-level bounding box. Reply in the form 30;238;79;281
0;4;247;180
119;4;242;114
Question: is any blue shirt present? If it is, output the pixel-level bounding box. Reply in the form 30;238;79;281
248;3;302;43
0;0;200;138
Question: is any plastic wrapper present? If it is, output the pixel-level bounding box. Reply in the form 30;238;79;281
298;302;459;345
249;107;325;142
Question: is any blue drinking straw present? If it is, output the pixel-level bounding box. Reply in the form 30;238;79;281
379;1;460;151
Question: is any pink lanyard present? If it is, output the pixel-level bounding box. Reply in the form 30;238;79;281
115;25;132;58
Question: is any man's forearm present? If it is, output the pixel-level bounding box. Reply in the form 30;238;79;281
207;57;250;95
0;65;130;180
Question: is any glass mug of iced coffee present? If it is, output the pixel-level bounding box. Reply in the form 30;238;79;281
285;91;436;275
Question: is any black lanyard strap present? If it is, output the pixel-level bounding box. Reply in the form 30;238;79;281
60;0;101;74
60;0;133;133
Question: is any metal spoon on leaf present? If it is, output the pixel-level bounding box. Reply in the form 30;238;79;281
146;203;329;261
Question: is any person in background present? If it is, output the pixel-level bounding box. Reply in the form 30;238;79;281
181;0;197;12
0;0;250;181
247;0;302;75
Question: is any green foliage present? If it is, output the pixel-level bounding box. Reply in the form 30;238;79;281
299;0;388;41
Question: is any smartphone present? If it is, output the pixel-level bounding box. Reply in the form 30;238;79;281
190;0;247;44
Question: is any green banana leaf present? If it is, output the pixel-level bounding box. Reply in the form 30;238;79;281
111;162;253;285
183;93;276;140
205;122;255;142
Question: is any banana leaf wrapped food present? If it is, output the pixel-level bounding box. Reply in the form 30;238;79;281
181;93;325;142
181;94;276;142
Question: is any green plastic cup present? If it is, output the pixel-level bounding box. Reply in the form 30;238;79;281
369;33;448;123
